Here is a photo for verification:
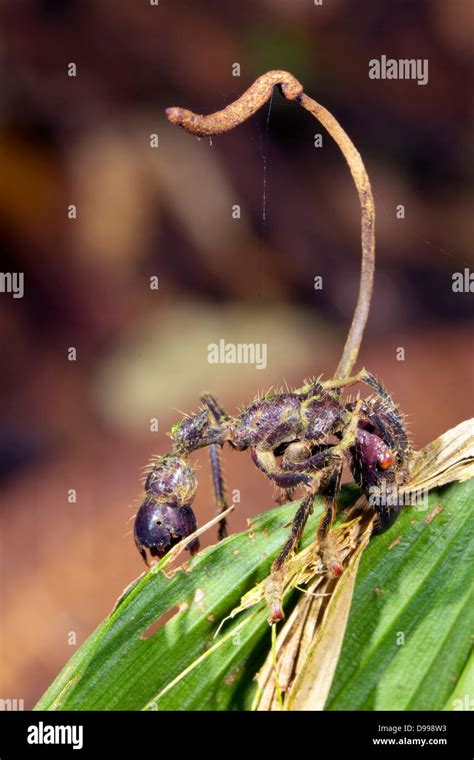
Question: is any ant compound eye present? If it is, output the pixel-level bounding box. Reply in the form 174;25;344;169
377;449;394;470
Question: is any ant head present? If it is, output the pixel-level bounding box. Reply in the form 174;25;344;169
346;396;410;489
349;427;399;493
134;498;199;565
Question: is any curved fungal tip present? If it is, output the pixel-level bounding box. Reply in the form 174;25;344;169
165;106;189;127
165;106;183;125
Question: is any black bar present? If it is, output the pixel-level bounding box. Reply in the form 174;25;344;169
0;710;470;758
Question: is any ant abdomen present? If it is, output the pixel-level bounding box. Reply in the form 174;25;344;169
134;455;199;564
134;498;199;563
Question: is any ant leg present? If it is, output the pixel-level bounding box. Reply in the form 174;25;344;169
267;486;319;623
316;460;344;574
272;488;318;571
275;487;295;506
200;393;230;425
322;368;395;409
321;367;392;398
262;435;353;622
316;399;364;573
321;368;369;391
200;394;231;540
209;443;229;539
282;400;362;568
317;466;340;541
276;441;313;504
251;447;331;489
272;453;345;571
358;370;393;401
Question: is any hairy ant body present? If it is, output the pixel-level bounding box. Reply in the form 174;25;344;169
134;372;410;588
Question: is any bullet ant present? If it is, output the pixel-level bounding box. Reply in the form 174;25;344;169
133;72;411;620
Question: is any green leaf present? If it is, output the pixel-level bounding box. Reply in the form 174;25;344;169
35;493;331;711
443;650;474;711
35;479;473;711
326;478;474;710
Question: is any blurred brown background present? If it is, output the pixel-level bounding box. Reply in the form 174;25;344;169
0;0;472;708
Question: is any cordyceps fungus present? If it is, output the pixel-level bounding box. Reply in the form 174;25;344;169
133;71;410;623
